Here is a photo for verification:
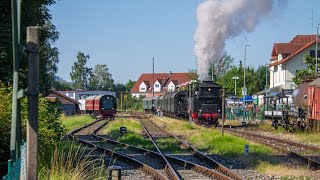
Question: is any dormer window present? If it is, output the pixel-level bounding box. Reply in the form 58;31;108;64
155;84;160;88
140;87;145;91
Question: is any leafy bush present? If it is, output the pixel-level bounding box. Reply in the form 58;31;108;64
0;84;65;176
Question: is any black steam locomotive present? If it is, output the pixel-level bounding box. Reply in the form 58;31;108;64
143;81;222;126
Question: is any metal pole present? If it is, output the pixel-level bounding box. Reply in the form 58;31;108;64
243;45;250;123
221;88;225;136
316;24;319;75
211;63;213;81
121;91;123;118
152;57;154;114
26;26;39;180
10;0;21;162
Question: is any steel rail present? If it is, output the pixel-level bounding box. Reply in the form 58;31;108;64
149;120;243;180
225;128;320;170
139;118;181;180
92;124;233;180
68;119;168;180
228;128;320;151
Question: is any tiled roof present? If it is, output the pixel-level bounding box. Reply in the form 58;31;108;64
131;72;196;93
270;35;319;67
289;35;316;43
48;90;80;104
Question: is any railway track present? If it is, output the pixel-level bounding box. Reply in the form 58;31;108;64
223;128;320;170
139;118;243;180
69;119;168;179
69;118;240;179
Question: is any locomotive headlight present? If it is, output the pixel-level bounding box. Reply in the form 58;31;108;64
218;109;220;113
208;88;211;92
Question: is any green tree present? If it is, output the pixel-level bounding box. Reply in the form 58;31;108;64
208;51;234;80
70;52;92;90
0;0;60;95
125;79;136;93
292;55;317;85
0;84;65;176
254;65;269;91
88;64;114;90
219;65;257;96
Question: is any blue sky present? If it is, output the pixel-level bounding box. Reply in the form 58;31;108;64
49;0;320;84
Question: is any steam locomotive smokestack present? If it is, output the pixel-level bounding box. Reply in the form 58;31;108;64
194;0;287;80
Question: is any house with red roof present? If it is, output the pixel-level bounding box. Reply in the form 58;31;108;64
269;35;319;89
131;72;197;98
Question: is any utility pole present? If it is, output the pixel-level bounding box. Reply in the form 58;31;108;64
152;57;154;115
26;26;39;180
316;24;319;75
221;88;225;136
121;91;123;118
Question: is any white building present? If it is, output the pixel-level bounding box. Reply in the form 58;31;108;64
269;35;319;90
131;72;196;98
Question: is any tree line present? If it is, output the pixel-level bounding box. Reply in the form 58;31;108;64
207;51;269;96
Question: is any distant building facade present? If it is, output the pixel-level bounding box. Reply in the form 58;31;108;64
269;35;320;90
131;72;197;98
58;90;116;100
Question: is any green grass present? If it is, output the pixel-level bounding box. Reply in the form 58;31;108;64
295;131;320;145
39;141;106;180
62;115;95;132
156;138;188;153
100;118;155;150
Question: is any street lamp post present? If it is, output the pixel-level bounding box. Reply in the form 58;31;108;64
232;76;239;96
316;24;319;75
243;45;250;124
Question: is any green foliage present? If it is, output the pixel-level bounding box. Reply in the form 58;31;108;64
292;55;317;85
39;141;105;180
52;80;73;91
0;84;65;176
217;62;268;96
70;52;92;90
0;84;12;174
208;51;234;80
0;0;60;95
88;64;114;90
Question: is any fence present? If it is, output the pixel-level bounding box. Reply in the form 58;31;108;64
225;106;265;121
2;142;26;180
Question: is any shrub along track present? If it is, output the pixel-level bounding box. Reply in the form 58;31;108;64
223;127;320;170
139;118;243;180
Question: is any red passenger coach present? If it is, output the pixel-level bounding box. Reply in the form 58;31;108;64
85;94;117;117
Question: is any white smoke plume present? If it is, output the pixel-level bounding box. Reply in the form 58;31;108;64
194;0;285;80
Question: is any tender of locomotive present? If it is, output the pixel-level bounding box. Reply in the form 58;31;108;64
143;81;222;126
82;94;117;117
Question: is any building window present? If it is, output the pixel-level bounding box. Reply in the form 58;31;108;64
140;87;145;91
310;50;320;58
155;84;160;88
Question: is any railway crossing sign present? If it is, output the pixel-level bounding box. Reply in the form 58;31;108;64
244;144;250;155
